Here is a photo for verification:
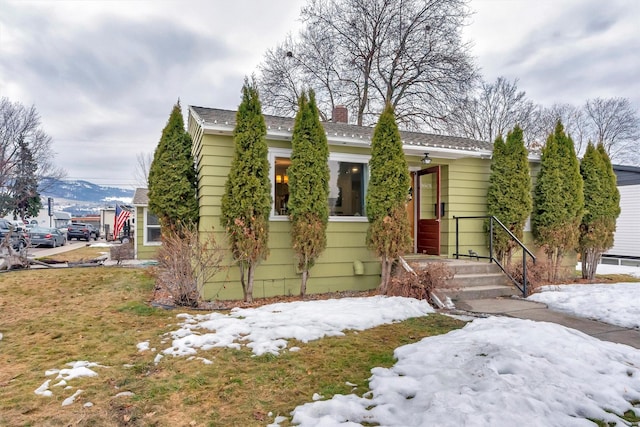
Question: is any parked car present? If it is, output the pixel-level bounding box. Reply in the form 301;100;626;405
0;218;28;250
28;227;67;248
67;223;98;241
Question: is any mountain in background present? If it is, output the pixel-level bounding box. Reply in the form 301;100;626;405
38;178;135;216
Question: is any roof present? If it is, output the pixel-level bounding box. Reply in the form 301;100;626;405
53;211;72;220
133;188;149;205
189;106;494;159
613;164;640;186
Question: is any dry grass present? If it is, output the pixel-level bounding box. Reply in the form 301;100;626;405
34;244;110;264
0;254;465;426
594;273;640;283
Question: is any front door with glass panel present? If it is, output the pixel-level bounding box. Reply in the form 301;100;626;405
416;165;441;255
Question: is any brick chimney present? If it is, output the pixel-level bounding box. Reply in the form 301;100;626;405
332;105;348;123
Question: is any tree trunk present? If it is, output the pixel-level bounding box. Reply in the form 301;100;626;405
239;263;248;302
300;268;308;299
556;248;565;282
588;251;600;279
246;262;255;303
582;249;601;280
378;256;391;294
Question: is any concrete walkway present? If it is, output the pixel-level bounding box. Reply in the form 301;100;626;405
455;298;640;349
30;240;104;258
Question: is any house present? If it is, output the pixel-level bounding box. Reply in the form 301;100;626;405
602;165;640;266
186;105;541;301
26;209;72;229
132;188;161;260
99;207;116;239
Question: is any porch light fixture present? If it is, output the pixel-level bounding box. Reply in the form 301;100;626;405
276;174;283;184
421;153;432;164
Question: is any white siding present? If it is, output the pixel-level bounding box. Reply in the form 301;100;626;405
607;184;640;258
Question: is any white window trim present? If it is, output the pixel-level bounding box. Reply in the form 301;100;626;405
143;207;162;246
269;148;292;221
268;148;370;222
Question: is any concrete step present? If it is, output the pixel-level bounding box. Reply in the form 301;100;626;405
438;284;518;301
448;262;503;276
402;256;521;301
403;256;502;275
448;273;512;289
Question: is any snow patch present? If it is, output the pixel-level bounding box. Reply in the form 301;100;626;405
61;389;83;407
162;296;434;358
290;317;640;426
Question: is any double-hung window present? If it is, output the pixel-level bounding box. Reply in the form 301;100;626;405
269;148;369;221
144;208;162;245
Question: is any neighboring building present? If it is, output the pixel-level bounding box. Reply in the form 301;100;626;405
132;188;161;260
187;105;544;301
100;205;134;241
26;209;72;229
603;165;640;266
100;207;116;240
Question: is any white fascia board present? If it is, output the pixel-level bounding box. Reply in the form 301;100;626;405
202;123;373;147
202;123;234;136
402;144;491;160
202;123;292;141
528;152;541;162
188;106;206;127
201;121;491;159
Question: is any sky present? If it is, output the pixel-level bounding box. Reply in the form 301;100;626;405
23;262;640;425
1;0;639;189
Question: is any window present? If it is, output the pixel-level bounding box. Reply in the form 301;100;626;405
328;159;367;217
274;157;291;216
144;208;162;244
269;148;369;221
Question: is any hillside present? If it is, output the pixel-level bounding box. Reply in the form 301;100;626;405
39;178;134;204
38;178;135;216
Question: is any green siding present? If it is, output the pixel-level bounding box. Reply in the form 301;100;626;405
135;206;159;260
191;121;545;300
193;131;380;300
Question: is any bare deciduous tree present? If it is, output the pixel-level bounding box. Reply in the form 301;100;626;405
445;76;541;145
134;152;153;188
584;97;640;164
259;31;340;122
535;103;590;154
258;0;477;130
535;98;639;163
0;98;65;197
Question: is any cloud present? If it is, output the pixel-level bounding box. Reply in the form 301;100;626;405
0;0;302;186
468;0;640;109
1;0;638;186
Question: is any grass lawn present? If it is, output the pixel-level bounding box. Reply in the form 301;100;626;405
0;247;465;426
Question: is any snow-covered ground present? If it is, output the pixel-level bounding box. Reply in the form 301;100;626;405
277;262;640;427
527;262;640;329
529;282;640;329
159;296;435;358
26;262;640;425
289;317;640;427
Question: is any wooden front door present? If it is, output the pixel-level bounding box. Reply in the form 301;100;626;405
416;166;441;255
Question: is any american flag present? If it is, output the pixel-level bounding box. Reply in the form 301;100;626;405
114;204;131;239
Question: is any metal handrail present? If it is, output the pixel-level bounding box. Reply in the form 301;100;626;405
453;215;536;297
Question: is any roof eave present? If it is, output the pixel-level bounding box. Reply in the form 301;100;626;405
201;123;491;159
402;144;492;160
